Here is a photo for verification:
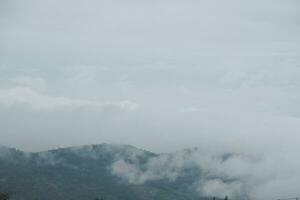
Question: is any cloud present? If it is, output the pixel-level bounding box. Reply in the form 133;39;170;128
0;87;139;112
1;0;299;67
0;87;140;151
198;179;243;198
110;153;188;184
110;148;300;200
110;149;249;197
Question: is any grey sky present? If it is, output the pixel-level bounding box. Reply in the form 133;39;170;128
0;0;300;155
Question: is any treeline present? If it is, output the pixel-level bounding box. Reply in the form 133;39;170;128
0;193;105;200
0;192;9;200
0;192;229;200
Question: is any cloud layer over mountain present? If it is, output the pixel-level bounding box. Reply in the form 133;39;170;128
110;147;300;200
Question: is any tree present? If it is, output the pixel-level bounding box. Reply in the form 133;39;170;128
224;196;228;200
0;192;9;200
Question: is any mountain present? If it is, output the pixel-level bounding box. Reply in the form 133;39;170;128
0;144;242;200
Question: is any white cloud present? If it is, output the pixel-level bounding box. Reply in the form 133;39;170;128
110;148;300;200
0;87;139;112
10;76;47;91
198;179;242;198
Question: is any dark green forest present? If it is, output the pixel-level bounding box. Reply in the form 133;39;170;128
0;144;239;200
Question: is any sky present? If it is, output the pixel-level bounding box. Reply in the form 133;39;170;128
0;0;300;155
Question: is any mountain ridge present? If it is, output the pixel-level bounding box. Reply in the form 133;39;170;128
0;143;246;200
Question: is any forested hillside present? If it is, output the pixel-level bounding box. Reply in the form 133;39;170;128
0;144;241;200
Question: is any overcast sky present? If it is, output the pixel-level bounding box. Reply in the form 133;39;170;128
0;0;300;155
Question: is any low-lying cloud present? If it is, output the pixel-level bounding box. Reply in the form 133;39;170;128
110;148;300;200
